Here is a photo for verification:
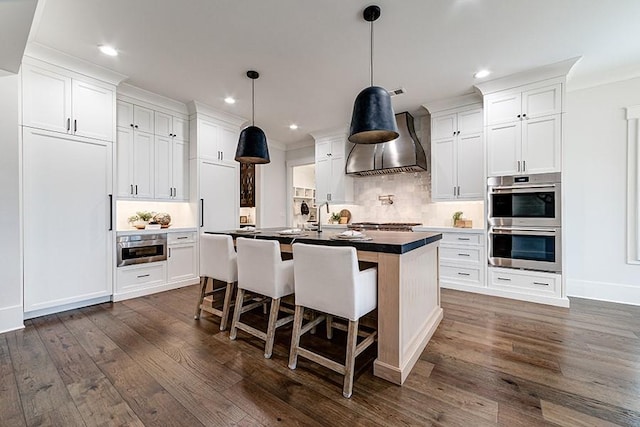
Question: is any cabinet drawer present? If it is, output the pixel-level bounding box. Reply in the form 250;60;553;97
440;247;481;264
441;265;482;285
441;232;482;245
117;262;166;289
488;268;560;297
168;231;196;244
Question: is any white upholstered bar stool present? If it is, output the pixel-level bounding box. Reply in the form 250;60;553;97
288;243;377;398
229;237;295;359
194;234;237;331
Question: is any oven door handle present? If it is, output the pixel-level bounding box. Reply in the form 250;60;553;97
490;184;557;193
491;227;558;234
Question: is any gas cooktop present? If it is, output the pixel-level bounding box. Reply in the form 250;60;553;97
348;222;422;231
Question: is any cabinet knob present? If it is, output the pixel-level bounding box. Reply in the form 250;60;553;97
130;123;134;127
522;113;527;118
134;125;138;128
517;114;521;119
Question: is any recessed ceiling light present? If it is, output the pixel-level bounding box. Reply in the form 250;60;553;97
289;124;298;130
98;45;118;57
473;69;491;79
224;97;236;104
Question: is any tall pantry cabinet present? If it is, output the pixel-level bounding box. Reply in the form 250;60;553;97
21;56;123;318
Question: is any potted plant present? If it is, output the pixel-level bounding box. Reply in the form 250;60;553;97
128;211;155;229
329;212;341;224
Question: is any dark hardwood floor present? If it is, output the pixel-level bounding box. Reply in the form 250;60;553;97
2;286;640;426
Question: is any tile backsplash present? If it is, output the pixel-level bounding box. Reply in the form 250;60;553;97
329;171;484;227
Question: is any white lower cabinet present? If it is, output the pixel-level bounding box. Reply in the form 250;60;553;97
488;267;561;299
168;232;198;283
114;230;199;301
438;230;485;289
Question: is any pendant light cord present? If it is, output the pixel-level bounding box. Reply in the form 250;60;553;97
251;78;255;126
370;19;374;87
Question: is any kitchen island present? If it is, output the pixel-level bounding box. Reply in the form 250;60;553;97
206;228;443;385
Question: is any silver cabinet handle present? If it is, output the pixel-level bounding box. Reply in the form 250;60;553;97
137;274;150;278
457;253;470;257
457;237;470;241
457;272;470;276
497;277;511;281
533;281;549;286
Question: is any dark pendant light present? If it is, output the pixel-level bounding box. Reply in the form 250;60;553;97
348;5;399;145
235;70;270;164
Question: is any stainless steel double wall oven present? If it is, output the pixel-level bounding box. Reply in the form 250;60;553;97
488;172;561;273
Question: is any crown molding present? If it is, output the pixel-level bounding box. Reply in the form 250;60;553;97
284;137;316;151
422;93;482;114
187;100;246;128
474;56;582;96
117;83;189;117
309;126;348;142
23;42;128;86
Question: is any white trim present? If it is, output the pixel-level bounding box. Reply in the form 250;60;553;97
474;57;581;96
24;42;127;86
422;93;482;114
626;106;640;263
0;305;24;334
567;279;640;306
186;100;246;128
117;83;189;117
112;277;199;302
309;126;348;141
23;296;112;320
443;284;570;308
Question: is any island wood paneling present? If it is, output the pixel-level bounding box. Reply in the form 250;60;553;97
2;286;640;426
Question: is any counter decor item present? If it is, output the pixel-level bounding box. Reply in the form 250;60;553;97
128;211;155;229
329;212;341;224
301;200;309;215
339;209;351;224
452;211;472;228
153;212;172;228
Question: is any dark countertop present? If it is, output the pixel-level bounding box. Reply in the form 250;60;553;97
205;228;442;255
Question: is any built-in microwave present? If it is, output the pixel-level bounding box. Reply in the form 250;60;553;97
488;172;561;227
488;226;561;273
117;233;167;267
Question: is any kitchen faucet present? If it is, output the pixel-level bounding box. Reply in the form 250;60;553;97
317;202;330;233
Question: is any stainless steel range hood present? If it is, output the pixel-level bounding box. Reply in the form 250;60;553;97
346;112;428;176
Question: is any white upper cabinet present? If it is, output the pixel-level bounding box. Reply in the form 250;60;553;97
314;133;353;203
116;126;154;199
154;135;188;200
22;62;114;141
486;83;562;176
431;107;484;201
155;111;189;140
196;118;237;164
117;101;154;133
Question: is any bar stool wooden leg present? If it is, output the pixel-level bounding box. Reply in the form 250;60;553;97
342;319;359;398
264;297;281;359
229;288;245;340
194;276;208;319
288;305;304;369
326;314;333;339
219;281;234;331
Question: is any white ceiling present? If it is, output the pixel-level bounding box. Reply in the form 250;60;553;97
28;0;640;146
0;0;37;74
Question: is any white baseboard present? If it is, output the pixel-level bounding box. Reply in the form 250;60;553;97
567;278;640;306
113;277;200;302
23;296;112;320
442;283;570;307
0;304;24;334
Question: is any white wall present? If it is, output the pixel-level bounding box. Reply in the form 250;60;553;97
565;77;640;304
257;145;287;227
0;73;24;332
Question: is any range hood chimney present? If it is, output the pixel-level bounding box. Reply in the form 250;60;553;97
345;112;428;176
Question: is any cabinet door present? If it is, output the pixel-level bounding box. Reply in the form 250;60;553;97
200;161;237;232
168;244;197;283
154;135;172;199
456;133;484;199
315;157;331;203
522;84;561;119
522;115;561;174
155;111;173;137
117;100;134;128
22;64;72;134
72;79;114;141
116;127;134;198
220;126;238;163
172;139;189;200
457;109;483;135
315;140;331;158
23;129;112;313
486;92;521;125
134;105;154;133
173;116;189;140
431;113;457;140
198;119;220;161
328;155;346;201
431;137;456;200
133;131;154;198
487;122;521;176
